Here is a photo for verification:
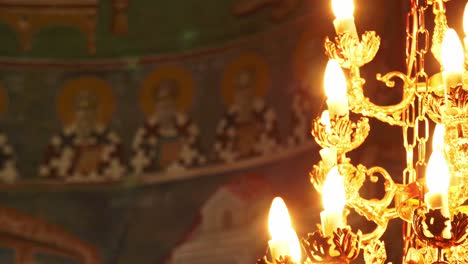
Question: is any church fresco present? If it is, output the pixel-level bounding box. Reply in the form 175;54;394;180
0;0;98;53
214;52;280;163
0;0;373;262
132;65;205;175
168;174;272;264
39;77;126;182
0;205;100;264
232;0;301;21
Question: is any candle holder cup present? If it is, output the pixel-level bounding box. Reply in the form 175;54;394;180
312;115;370;156
412;207;468;263
256;255;295;264
301;227;361;264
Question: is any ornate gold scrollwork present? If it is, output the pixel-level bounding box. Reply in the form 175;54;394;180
348;70;417;127
324;32;380;69
302;227;361;264
311;116;370;155
325;31;417;127
311;160;401;244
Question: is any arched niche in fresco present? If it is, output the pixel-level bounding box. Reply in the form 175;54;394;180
0;2;96;55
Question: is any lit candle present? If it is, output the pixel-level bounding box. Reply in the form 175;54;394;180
320;110;332;133
432;124;445;153
324;59;349;119
424;150;450;215
441;28;464;89
319;148;337;168
331;0;358;38
424;149;452;239
320;167;346;237
268;197;302;263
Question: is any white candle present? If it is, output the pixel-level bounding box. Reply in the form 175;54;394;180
320;167;346;237
331;0;358;38
432;124;445;153
268;197;302;263
324;60;348;119
425;150;450;212
424;150;451;239
320;110;332;133
319;148;337;168
441;29;464;89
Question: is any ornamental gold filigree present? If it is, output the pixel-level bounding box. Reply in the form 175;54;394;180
324;32;380;69
348;70;416;127
257;0;468;263
424;76;468;123
413;209;468;249
311;116;370;155
363;240;387;264
311;160;401;243
257;256;295;264
302;227;361;264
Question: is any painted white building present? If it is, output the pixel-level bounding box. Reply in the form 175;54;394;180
170;174;272;264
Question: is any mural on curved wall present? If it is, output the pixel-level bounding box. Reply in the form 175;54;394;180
132;65;205;175
0;0;410;263
39;76;126;182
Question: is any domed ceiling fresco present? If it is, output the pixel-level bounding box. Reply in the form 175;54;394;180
0;0;407;263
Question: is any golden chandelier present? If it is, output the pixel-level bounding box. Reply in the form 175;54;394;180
257;0;468;263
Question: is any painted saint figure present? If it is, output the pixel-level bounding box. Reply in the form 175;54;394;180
286;87;314;147
131;66;205;174
214;54;280;162
0;134;18;183
39;77;126;181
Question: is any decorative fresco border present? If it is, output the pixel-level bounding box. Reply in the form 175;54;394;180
0;12;318;70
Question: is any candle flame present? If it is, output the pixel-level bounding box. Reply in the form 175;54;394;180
324;59;347;101
322;167;346;212
332;0;354;19
426;150;450;194
432;124;445;152
268;197;292;236
441;28;464;73
268;197;301;263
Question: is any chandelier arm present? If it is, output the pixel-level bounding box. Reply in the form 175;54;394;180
348;68;417;127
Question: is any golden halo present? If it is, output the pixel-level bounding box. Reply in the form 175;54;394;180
140;65;194;117
57;76;115;126
0;83;8;116
221;52;270;105
293;29;318;86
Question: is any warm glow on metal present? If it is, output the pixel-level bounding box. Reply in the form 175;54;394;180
332;0;354;19
268;197;302;263
322;167;346;212
324;59;347;100
441;29;464;73
432;124;445;152
320;110;331;126
426;151;450;194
